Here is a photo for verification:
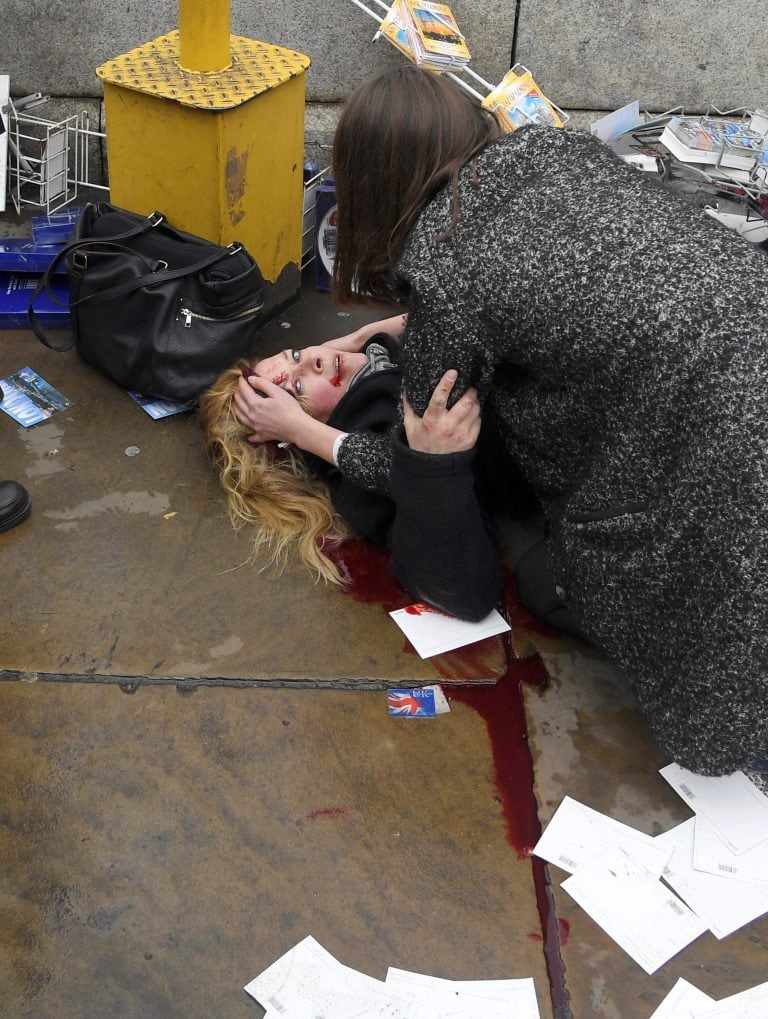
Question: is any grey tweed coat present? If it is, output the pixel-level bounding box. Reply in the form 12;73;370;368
338;126;768;776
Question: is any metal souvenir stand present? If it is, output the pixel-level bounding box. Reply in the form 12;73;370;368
3;93;108;216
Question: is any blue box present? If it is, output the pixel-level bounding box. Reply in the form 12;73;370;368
0;238;67;274
31;207;82;246
0;272;71;329
314;180;337;292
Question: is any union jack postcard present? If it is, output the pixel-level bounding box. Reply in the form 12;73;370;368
387;685;450;717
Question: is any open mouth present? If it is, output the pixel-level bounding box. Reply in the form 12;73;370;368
330;354;342;388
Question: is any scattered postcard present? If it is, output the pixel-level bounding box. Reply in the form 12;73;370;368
0;366;71;426
660;763;768;855
691;813;768;886
244;935;420;1018
246;936;542;1018
561;844;707;974
385;967;541;1018
648;977;715;1018
696;980;768;1018
655;820;768;939
532;796;670;878
127;391;191;419
387;685;450;717
389;603;510;658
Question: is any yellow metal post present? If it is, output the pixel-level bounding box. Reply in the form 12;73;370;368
179;0;231;72
96;5;310;309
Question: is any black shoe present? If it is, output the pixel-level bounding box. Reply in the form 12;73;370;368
0;480;31;534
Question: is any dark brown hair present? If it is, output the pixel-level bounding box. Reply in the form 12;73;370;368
332;65;501;303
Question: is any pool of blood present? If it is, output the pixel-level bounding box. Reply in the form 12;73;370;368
330;539;571;1016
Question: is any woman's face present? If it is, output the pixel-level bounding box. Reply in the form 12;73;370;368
252;345;368;422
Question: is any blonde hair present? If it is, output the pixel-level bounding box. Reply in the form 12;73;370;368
199;364;350;585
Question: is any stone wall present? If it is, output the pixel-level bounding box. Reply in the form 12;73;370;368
1;1;765;187
2;0;765;110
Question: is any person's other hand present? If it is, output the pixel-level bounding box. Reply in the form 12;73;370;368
233;375;308;445
403;370;480;454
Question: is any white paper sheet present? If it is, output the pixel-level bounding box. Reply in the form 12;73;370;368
660;763;768;855
532;796;669;877
385;968;540;1018
655;820;768;939
244;936;420;1018
561;844;707;974
648;977;715;1018
389;604;510;658
695;980;768;1018
692;814;768;885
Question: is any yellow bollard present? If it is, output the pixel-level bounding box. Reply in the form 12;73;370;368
96;3;310;312
178;0;231;72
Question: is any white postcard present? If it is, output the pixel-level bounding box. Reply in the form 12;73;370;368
385;967;540;1018
532;796;669;877
389;603;510;659
244;935;420;1018
656;820;768;939
648;977;715;1018
660;764;768;855
696;980;768;1018
692;814;768;885
561;844;707;974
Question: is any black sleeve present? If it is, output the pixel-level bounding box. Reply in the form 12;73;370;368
386;430;503;622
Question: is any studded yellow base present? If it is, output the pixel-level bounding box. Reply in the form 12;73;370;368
97;32;311;285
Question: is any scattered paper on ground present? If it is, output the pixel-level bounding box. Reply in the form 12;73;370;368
389;603;510;658
660;763;768;855
655;821;768;939
534;763;768;978
648;977;715;1018
532;795;669;877
696;979;768;1017
245;935;541;1017
561;844;707;974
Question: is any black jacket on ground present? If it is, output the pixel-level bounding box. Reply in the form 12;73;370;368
306;337;503;621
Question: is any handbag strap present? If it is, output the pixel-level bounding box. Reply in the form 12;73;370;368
28;208;170;351
28;209;240;351
70;241;242;309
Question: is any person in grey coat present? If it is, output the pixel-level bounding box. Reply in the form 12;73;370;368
235;65;767;778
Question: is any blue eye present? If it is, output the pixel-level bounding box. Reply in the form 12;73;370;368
294;378;303;395
291;350;300;362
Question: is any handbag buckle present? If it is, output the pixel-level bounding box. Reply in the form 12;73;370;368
148;211;165;227
227;243;243;255
72;251;88;269
154;260;168;272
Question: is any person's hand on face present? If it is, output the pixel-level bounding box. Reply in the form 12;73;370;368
403;369;481;454
233;373;310;445
233;345;368;443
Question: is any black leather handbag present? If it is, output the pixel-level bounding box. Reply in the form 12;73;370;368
29;202;266;402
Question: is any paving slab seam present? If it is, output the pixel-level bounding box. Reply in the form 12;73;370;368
0;670;496;691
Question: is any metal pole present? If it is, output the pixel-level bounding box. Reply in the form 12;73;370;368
178;0;231;72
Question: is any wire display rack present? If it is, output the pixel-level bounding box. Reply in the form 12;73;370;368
3;93;108;216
